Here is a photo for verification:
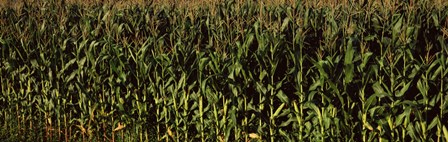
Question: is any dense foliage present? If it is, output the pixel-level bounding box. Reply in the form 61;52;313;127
1;0;448;141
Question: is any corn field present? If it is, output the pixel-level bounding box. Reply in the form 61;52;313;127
1;0;448;141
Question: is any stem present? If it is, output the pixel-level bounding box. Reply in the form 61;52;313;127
244;96;248;141
298;28;304;142
423;72;429;141
164;97;168;142
270;84;274;142
321;82;325;142
200;95;204;142
184;91;189;140
223;98;227;141
112;117;114;142
440;56;444;142
173;89;179;142
156;94;160;141
214;104;219;141
16;104;20;140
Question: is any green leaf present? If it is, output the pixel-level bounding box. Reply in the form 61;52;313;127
395;82;411;97
432;12;439;28
177;73;186;90
63;58;77;71
231;86;238;96
279;129;290;139
244;33;255;49
315;60;329;79
427;117;439;131
344;39;355;65
276;90;289;103
431;66;443;80
360;52;373;70
234;62;242;77
78;56;87;68
403;107;412;127
416;79;427;97
119;72;126;83
293;101;299;113
380;137;389;142
406;26;415;38
365;94;378;108
306;102;321;120
200;78;209;93
364;35;376;41
407;124;418;140
281;17;290;32
309;79;322;91
66;70;77;83
117;98;125;111
443;125;448;142
259;70;268;81
372;82;385;94
344;38;355;83
257;82;267;94
271;103;285;119
228;69;234;80
0;37;5;44
344;64;354;84
393;16;403;34
30;59;38;68
199;57;209;71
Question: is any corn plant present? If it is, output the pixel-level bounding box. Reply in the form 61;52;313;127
1;0;448;141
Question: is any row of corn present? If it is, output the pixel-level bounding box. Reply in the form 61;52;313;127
1;0;448;141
